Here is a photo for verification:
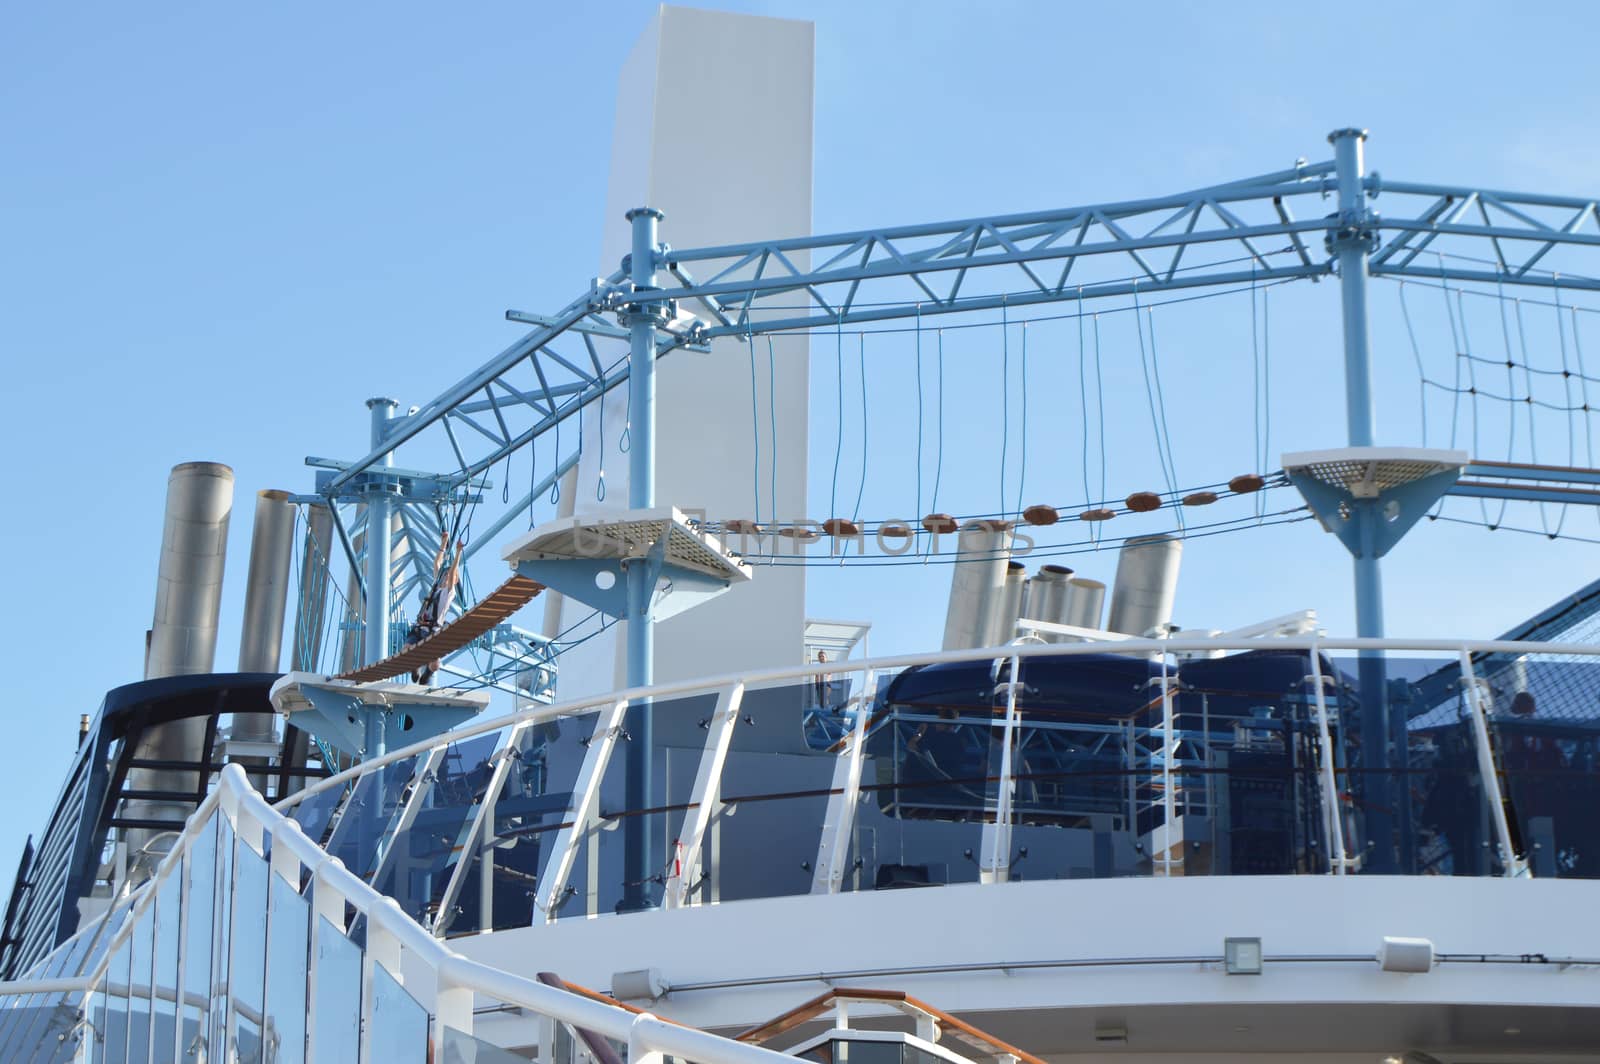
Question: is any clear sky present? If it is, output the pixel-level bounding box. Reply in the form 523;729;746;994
4;1;1600;883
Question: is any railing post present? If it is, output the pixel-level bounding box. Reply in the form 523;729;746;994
534;700;630;920
664;682;746;910
1306;644;1351;875
628;1014;666;1064
431;727;525;936
431;976;475;1061
1458;650;1526;877
980;654;1023;884
812;669;878;894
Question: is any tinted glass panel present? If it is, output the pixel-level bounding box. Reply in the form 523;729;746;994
263;873;309;1064
369;964;428;1063
310;916;360;1060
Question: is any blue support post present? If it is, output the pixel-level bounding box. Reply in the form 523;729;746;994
1329;128;1397;872
622;207;664;912
364;397;398;761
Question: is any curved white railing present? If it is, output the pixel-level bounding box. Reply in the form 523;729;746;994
7;631;1586;1059
272;632;1589;908
57;763;799;1063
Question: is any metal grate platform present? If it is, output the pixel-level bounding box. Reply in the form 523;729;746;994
502;507;751;583
1281;447;1468;499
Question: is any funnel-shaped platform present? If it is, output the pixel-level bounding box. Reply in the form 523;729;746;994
1283;447;1467;558
502;507;751;623
269;673;490;758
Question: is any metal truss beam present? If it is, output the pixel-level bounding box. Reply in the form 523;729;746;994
307;133;1600;606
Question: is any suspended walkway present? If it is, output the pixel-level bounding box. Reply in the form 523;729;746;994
338;574;545;684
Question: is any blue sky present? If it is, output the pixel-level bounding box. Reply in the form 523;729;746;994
4;1;1600;879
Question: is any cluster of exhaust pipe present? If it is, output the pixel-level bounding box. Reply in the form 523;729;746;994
941;521;1182;650
123;463;311;863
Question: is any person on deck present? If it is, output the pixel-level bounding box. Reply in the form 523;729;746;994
407;532;465;685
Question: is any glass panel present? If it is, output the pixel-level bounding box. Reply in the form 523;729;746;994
712;680;836;901
849;663;996;892
101;932;130;1064
440;1025;527;1064
125;900;154;1062
230;837;270;1063
88;989;106;1064
263;872;309;1064
988;652;1157;882
289;783;348;847
1165;651;1331;876
310;916;360;1060
590;690;721;912
374;731;503;931
209;817;237;1062
152;869;181;1064
322;756;419;880
369;964;428;1063
180;817;217;1059
1485;652;1600;878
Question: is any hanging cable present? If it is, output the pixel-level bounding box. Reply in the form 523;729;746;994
1251;263;1262;517
1017;322;1029;517
853;332;869;523
767;334;778;524
591;382;606;502
931;328;946;526
914;303;924;522
831;314;844;519
1000;298;1010;517
1092;313;1107;546
1398;281;1431;445
748;330;762;523
549;418;562;507
1077;295;1090;516
1145;307;1184;531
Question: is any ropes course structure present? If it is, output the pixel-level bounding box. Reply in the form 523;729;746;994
283;127;1600;703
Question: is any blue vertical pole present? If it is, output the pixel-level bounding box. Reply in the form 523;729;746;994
364;396;398;761
621;207;663;911
1329;128;1396;871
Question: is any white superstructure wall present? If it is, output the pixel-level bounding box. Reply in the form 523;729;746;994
560;7;814;697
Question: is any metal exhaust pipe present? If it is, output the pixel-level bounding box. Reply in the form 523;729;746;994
1107;534;1182;636
1063;576;1107;632
128;461;234;866
996;561;1027;645
1022;564;1073;642
941;520;1013;651
236;490;296;751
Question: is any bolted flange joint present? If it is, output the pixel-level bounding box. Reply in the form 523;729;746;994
1325;206;1379;255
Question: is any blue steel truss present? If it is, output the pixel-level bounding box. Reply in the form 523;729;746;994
317;138;1600;503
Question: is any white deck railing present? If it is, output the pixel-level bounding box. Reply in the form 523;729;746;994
3;632;1584;1060
274;633;1583;908
48;761;801;1062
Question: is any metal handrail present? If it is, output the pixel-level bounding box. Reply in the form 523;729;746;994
272;633;1600;813
72;763;796;1064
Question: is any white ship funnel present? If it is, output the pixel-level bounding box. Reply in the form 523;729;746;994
236;489;296;748
941;520;1013;651
1107;534;1182;636
146;462;233;679
996;561;1027;645
129;462;234;865
1063;576;1107;632
238;490;295;673
1022;564;1072;641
